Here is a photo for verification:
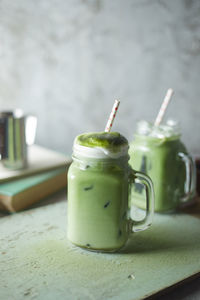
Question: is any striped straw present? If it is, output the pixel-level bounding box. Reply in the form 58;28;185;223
105;100;120;132
154;88;174;126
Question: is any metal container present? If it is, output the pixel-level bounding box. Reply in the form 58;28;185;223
0;109;37;170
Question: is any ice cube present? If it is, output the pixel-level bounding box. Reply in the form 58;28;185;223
136;120;152;136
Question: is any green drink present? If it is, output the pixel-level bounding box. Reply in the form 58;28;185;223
67;132;154;252
129;120;196;213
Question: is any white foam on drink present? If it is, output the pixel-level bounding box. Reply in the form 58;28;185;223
73;143;129;159
136;119;180;139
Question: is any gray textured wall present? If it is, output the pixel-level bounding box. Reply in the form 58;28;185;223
0;0;200;155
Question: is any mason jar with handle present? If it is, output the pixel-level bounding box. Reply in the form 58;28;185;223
67;132;154;252
129;120;196;213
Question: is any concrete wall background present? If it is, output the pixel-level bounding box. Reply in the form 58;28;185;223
0;0;200;155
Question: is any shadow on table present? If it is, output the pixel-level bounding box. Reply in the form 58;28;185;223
146;274;200;300
179;196;200;218
120;213;200;254
29;189;66;209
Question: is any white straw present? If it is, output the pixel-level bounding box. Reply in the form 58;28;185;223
105;100;120;132
154;88;174;126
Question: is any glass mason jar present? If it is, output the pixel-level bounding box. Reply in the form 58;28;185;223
67;132;154;252
129;121;196;213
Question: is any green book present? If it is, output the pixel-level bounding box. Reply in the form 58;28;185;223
0;167;67;212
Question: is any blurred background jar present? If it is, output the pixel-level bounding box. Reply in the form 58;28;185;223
129;120;196;213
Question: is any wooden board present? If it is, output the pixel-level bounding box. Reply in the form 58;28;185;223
0;195;200;300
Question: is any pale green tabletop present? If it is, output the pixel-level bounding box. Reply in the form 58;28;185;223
0;195;200;300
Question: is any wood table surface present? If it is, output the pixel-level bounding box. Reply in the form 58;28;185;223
0;192;200;300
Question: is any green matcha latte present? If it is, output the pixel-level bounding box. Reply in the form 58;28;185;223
67;131;154;252
67;132;129;252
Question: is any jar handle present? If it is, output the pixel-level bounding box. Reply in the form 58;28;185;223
178;152;196;202
129;169;154;232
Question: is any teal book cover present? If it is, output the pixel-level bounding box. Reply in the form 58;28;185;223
0;167;67;212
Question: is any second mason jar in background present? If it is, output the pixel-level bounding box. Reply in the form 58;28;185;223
129;120;196;213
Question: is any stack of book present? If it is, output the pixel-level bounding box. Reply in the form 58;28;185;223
0;145;71;212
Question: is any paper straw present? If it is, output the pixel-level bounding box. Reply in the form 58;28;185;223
105;100;120;132
154;88;174;126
